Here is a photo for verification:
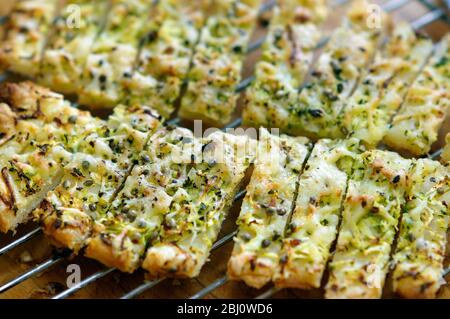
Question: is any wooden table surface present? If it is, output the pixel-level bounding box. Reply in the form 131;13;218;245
0;0;449;299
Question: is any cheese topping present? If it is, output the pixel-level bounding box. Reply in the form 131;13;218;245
124;0;208;119
228;128;311;289
0;0;59;77
85;126;199;272
325;150;412;299
391;159;449;298
342;23;433;148
0;82;98;233
143;131;256;278
275;138;363;289
178;0;261;126
38;0;109;94
79;0;152;108
384;34;450;156
242;0;327;131
283;0;390;139
36;104;162;251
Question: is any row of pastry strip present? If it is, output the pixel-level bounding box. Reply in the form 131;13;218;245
383;35;450;156
0;81;161;235
0;81;257;278
243;0;450;157
0;0;144;105
0;0;150;106
177;0;263;125
228;129;449;299
0;82;95;232
83;0;212;116
242;0;328;130
0;0;265;123
0;0;61;77
0;81;447;296
243;0;391;136
85;127;256;275
0;0;193;115
227;133;362;289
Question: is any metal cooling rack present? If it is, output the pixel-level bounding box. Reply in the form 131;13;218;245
0;0;449;299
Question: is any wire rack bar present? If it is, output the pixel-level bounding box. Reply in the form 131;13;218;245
418;0;450;24
120;230;238;299
258;0;276;14
411;7;448;30
430;148;443;160
120;278;165;300
444;268;450;277
190;276;228;299
383;0;410;12
255;287;281;299
0;228;41;257
52;267;116;299
235;75;256;93
445;0;450;11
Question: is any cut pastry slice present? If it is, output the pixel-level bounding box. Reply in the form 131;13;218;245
0;124;71;233
0;0;59;77
178;0;262;126
341;23;433;148
278;0;391;139
0;82;99;232
85;126;201;273
391;159;449;298
79;0;152;108
38;0;109;94
227;128;311;289
242;0;328;129
142;131;256;278
325;150;412;299
274;138;363;289
384;34;450;156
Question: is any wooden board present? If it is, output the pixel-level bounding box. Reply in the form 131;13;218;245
0;0;449;299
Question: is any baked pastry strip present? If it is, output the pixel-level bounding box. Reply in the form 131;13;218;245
278;0;391;139
142;132;256;278
35;104;162;252
78;0;153;108
384;34;450;156
391;159;449;298
227;128;311;289
0;82;100;233
85;126;202;273
325;150;412;298
341;23;433;148
0;0;60;77
242;0;328;129
178;0;262;126
274;138;363;289
38;0;110;94
124;0;210;119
